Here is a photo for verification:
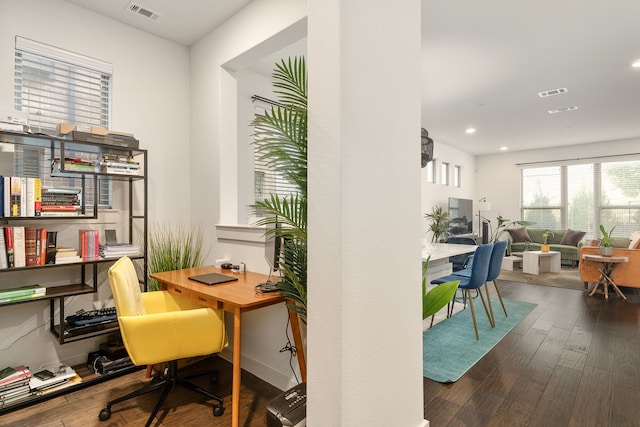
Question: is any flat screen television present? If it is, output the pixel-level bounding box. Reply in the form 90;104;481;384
447;197;473;235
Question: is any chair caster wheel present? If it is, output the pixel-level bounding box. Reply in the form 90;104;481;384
213;405;224;417
99;407;111;421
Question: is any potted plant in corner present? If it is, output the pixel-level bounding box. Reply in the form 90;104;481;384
251;56;308;325
599;224;616;256
541;230;554;252
425;206;450;243
147;222;207;291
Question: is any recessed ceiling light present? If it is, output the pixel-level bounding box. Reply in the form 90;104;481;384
465;128;476;134
632;59;640;68
500;146;508;151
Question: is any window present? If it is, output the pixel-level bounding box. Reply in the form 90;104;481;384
252;97;299;213
14;37;112;207
441;161;449;185
424;159;435;183
521;159;640;238
453;165;461;187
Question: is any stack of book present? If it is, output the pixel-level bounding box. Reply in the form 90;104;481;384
55;247;81;264
29;365;80;396
0;284;46;304
52;157;97;174
100;153;140;175
41;187;81;217
0;365;33;407
99;244;140;259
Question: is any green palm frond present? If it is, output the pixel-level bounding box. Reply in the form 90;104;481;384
272;57;307;109
251;56;308;322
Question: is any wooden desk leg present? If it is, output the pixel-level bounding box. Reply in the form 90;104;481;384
286;301;307;382
232;307;242;427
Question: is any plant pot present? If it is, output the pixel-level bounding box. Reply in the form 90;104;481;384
541;244;550;252
600;246;613;257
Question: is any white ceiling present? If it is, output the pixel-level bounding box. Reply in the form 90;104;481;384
64;0;640;156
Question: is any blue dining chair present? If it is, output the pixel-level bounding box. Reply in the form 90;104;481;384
454;239;509;326
431;243;494;339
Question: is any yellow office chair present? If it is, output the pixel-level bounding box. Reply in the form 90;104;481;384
98;256;228;426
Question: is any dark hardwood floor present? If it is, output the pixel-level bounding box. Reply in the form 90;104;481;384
3;280;639;426
424;280;640;427
0;356;282;427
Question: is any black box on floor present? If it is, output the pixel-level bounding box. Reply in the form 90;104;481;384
265;382;306;427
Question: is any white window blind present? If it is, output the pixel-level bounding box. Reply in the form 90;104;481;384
14;36;111;133
522;166;562;229
253;97;300;208
13;37;112;207
521;159;640;239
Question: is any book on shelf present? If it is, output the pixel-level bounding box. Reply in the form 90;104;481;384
55;255;82;264
0;365;31;388
33;228;45;266
34;373;82;395
0;176;4;218
9;176;21;217
29;365;77;392
0;378;31;395
25;226;38;267
0;227;7;269
45;231;57;265
0;284;46;300
0;292;47;304
56;247;78;258
26;178;35;217
12;226;25;268
99;244;140;258
79;229;99;260
4;227;14;268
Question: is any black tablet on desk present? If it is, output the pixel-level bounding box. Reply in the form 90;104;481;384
188;273;238;286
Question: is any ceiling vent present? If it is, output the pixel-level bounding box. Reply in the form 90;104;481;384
548;106;579;114
126;1;163;22
538;87;568;98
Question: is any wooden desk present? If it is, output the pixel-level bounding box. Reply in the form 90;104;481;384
150;266;306;427
582;254;629;300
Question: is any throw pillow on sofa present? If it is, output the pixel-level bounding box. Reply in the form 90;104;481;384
630;231;640;249
559;229;586;247
507;228;531;243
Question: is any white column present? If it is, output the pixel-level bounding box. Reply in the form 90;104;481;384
307;1;425;426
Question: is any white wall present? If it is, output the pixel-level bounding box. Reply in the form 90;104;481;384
0;0;190;369
476;137;640;230
189;0;307;391
421;141;476;241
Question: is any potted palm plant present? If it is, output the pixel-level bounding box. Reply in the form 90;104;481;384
599;224;616;256
425;205;450;243
251;56;308;324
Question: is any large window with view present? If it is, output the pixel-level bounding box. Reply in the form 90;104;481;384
521;159;640;239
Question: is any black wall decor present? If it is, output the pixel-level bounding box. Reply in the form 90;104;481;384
421;128;434;168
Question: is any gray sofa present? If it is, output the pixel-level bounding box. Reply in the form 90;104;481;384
506;228;586;265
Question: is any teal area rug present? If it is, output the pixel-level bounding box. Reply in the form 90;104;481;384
423;298;537;383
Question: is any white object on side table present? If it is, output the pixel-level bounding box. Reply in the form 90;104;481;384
522;250;561;275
